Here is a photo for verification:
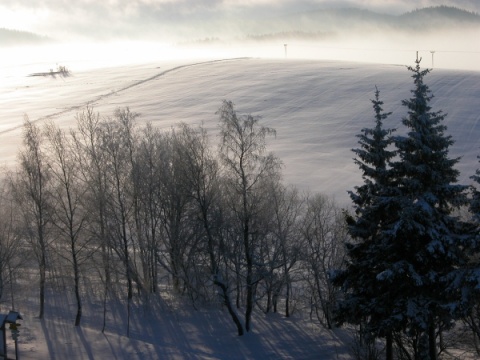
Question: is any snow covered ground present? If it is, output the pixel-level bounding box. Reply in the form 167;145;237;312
1;45;480;358
12;288;353;360
1;53;480;205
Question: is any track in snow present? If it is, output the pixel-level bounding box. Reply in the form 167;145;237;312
0;57;250;135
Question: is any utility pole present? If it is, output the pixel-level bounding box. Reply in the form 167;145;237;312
430;51;436;68
284;44;288;59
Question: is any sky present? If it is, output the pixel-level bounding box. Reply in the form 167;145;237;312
1;0;479;41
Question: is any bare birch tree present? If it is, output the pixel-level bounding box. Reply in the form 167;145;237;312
45;122;92;326
300;194;346;329
218;100;281;333
261;183;303;316
175;122;245;334
101;108;138;337
73;107;112;332
12;117;52;319
0;180;23;309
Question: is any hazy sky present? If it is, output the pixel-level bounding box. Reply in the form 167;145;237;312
1;0;479;40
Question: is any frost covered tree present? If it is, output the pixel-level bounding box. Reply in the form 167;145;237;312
387;59;468;360
461;157;480;354
263;183;303;317
45;122;91;326
334;60;469;360
132;123;164;295
174;122;245;335
12;117;52;319
101;108;140;337
73;107;113;332
0;182;22;308
332;87;397;357
157;128;197;294
301;193;346;330
218;100;281;333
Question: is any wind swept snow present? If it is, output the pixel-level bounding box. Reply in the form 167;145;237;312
1;58;479;206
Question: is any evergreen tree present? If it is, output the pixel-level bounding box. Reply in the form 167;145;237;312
470;159;480;222
383;59;467;359
349;86;396;215
334;59;468;360
461;158;480;346
332;87;398;358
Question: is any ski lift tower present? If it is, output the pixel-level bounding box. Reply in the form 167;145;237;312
284;44;288;58
430;50;436;68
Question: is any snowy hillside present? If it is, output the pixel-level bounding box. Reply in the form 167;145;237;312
1;57;480;206
1;54;480;359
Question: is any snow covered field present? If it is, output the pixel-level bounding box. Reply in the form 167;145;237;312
1;53;480;205
1;48;480;358
13;287;353;360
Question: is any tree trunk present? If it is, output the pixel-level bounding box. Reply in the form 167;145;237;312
266;288;272;313
386;332;393;360
236;269;241;309
244;217;254;332
273;290;278;313
39;252;46;319
245;278;253;332
74;290;82;326
285;280;290;317
127;296;131;338
428;317;437;360
73;252;82;326
101;242;110;333
214;279;244;336
102;279;108;333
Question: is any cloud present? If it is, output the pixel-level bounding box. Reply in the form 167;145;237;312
2;0;479;41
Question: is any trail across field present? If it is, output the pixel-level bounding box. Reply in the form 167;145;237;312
0;58;250;135
1;58;480;204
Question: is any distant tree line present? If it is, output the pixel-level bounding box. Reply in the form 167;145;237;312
400;6;480;21
245;31;334;42
0;28;50;46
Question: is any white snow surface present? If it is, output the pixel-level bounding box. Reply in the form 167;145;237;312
13;287;352;360
1;52;480;359
2;56;480;206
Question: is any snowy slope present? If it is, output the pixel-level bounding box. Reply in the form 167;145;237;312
1;57;479;205
1;53;480;359
14;288;353;360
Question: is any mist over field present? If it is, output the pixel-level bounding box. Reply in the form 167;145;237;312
1;2;479;71
2;0;480;39
1;2;480;205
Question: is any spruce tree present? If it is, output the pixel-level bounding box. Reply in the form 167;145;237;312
385;59;468;359
334;60;468;360
461;158;480;345
470;160;480;221
333;87;398;358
